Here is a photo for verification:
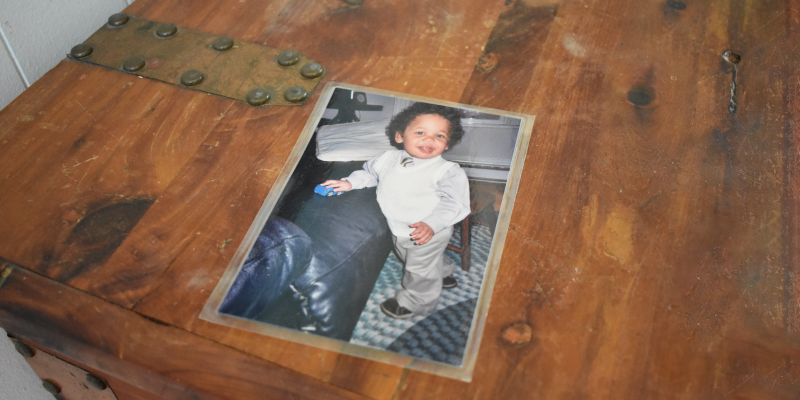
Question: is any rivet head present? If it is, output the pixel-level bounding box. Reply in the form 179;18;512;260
180;70;204;86
13;341;35;358
70;43;93;58
122;56;146;72
246;88;272;106
722;49;741;65
155;23;178;38
86;374;107;390
284;86;309;103
41;379;61;395
211;37;234;51
276;50;300;66
300;62;324;79
107;13;129;27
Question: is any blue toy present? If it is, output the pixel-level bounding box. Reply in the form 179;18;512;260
314;184;343;196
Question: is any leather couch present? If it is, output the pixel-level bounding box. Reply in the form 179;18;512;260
219;161;393;341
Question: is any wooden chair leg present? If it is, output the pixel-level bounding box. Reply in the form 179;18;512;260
460;217;470;271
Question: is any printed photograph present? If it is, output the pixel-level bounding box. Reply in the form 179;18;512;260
202;84;532;379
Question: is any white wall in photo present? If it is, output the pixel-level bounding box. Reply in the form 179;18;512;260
0;0;134;110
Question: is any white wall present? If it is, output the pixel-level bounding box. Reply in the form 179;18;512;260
1;2;135;397
0;329;52;400
0;0;134;110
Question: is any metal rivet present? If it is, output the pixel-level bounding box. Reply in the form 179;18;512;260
276;50;300;66
722;49;741;65
211;37;234;51
86;374;107;391
627;87;653;106
155;23;178;38
284;86;309;103
107;13;129;27
70;43;93;58
666;0;686;10
300;62;324;79
122;56;146;72
13;341;35;358
41;380;61;395
246;88;272;106
180;70;204;86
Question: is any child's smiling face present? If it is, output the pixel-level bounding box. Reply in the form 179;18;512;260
394;114;451;159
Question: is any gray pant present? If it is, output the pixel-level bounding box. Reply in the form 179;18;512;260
393;226;455;315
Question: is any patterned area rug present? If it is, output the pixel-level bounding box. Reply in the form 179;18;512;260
350;223;493;366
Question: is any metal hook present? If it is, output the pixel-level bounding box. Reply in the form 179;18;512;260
722;50;741;114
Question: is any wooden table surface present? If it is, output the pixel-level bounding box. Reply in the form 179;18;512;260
1;0;799;399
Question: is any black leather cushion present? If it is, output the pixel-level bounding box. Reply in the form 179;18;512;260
290;186;393;340
218;216;313;319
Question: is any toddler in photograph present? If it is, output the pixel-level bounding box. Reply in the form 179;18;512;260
322;102;470;319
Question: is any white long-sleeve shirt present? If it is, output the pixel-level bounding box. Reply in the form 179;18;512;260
343;150;471;235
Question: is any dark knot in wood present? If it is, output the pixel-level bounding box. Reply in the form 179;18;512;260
627;86;654;107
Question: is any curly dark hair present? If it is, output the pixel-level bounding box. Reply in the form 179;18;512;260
385;102;465;150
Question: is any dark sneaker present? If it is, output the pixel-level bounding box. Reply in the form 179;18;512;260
442;275;458;289
380;298;415;319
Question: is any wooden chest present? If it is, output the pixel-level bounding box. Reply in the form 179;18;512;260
1;0;799;399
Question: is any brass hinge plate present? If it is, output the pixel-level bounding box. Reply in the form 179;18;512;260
69;14;326;106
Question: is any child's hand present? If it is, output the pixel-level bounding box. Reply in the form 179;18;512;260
409;222;434;245
321;180;352;192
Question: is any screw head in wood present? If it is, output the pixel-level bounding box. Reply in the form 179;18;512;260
246;88;272;106
107;13;129;27
300;62;324;79
211;37;234;51
284;86;308;103
86;373;108;390
122;56;146;72
180;70;205;86
722;50;741;65
70;43;93;58
276;50;300;66
155;23;178;38
13;341;35;358
41;379;61;395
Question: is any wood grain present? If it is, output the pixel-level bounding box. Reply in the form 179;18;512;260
0;0;799;399
396;0;800;399
100;1;506;398
0;264;368;400
0;61;229;283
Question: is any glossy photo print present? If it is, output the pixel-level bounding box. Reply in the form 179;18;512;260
201;83;534;381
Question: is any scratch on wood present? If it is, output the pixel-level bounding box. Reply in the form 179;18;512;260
73;100;97;122
602;244;620;262
754;9;785;33
72;155;99;168
639;193;661;210
389;368;410;400
509;227;558;316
